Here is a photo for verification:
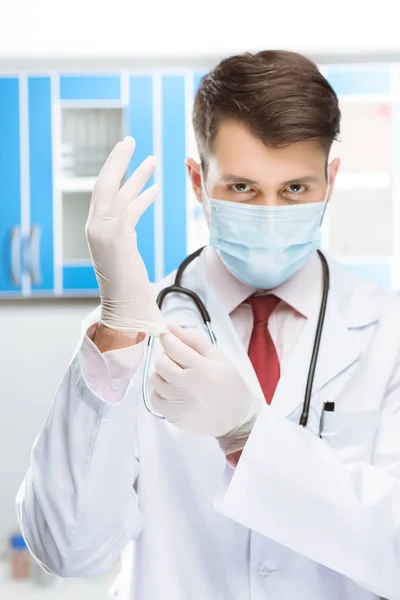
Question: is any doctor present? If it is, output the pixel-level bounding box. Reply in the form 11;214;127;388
16;50;400;599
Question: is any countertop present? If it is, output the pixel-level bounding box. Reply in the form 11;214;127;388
0;561;116;599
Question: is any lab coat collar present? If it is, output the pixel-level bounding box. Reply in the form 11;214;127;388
271;255;383;417
327;255;382;329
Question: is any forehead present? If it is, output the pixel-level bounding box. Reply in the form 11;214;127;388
207;119;326;183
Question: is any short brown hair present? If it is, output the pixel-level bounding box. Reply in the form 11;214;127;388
193;50;340;161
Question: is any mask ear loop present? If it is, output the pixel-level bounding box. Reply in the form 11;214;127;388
319;165;331;225
199;165;209;197
199;165;212;225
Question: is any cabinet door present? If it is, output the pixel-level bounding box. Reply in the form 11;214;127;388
126;75;156;281
58;74;124;295
161;75;187;276
29;76;54;294
0;77;22;296
126;74;188;282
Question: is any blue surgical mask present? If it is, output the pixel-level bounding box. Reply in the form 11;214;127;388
207;183;329;290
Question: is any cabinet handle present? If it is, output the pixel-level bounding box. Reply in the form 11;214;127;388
10;225;21;286
29;225;42;285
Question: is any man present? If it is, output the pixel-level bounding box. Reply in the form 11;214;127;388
16;51;400;599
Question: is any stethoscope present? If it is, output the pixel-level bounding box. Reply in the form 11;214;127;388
142;247;330;428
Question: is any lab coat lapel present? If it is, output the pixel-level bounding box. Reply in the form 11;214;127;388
207;270;364;421
268;256;379;419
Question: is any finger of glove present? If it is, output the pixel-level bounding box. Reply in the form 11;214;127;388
111;155;157;215
121;184;160;232
159;331;206;369
150;390;189;420
166;323;217;360
154;352;184;386
150;372;186;401
91;137;136;212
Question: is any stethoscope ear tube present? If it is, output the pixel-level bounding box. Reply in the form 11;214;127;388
299;250;330;427
142;247;217;418
142;334;166;419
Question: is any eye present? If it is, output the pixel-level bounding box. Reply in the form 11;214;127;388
287;183;306;194
231;183;252;193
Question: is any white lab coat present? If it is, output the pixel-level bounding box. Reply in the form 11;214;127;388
16;250;400;600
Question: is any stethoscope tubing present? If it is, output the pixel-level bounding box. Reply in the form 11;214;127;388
142;248;329;428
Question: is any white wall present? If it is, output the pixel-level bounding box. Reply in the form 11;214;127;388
0;299;98;549
0;0;399;60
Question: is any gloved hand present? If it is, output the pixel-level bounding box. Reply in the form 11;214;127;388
86;137;167;336
151;324;263;455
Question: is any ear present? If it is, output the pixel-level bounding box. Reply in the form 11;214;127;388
186;158;203;204
327;157;340;199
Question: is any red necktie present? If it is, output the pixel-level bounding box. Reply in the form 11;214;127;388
247;295;281;404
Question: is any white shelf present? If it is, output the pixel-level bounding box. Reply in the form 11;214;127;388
58;177;96;193
60;100;125;109
334;172;390;190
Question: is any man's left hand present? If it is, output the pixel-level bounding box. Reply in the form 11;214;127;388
150;324;262;455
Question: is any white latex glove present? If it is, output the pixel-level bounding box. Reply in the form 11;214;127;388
151;324;263;455
86;137;167;336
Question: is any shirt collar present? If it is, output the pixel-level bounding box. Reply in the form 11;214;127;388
203;246;322;318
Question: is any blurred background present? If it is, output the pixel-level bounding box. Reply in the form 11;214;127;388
0;0;399;597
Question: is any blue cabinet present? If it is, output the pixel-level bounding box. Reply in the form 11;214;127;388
59;74;123;295
1;65;399;297
0;76;55;298
0;71;190;298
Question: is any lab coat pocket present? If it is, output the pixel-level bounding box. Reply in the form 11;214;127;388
320;410;381;464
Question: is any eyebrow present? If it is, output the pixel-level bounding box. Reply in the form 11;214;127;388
220;174;320;186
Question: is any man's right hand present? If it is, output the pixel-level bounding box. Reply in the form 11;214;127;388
86;137;167;350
